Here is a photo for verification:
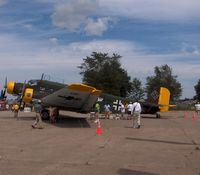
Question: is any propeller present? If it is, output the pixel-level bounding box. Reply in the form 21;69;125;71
18;80;26;110
0;77;7;100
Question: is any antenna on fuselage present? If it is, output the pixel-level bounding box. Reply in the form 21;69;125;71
41;73;44;80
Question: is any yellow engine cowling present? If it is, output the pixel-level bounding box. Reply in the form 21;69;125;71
7;81;15;94
22;88;33;103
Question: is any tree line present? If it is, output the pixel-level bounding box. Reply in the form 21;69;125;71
78;52;199;102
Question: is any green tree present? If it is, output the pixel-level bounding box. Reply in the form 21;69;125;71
146;64;182;102
194;79;200;101
78;52;131;97
128;78;145;101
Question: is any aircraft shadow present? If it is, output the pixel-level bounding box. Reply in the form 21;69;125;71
141;115;167;119
117;168;158;175
44;115;91;128
17;116;36;121
126;137;198;146
0;116;35;121
141;115;158;119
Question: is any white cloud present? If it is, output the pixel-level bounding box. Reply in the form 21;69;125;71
84;17;111;36
49;37;58;44
51;0;116;35
52;0;98;32
50;0;200;36
0;0;7;6
99;0;200;21
0;35;199;97
23;24;34;31
181;42;200;56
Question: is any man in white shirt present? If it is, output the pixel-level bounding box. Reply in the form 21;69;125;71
127;102;133;119
195;102;200;114
120;103;125;118
132;101;142;129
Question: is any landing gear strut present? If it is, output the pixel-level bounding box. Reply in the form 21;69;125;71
156;112;161;118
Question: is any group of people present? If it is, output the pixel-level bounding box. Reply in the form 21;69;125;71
12;99;142;129
94;101;142;129
12;100;58;129
31;102;58;129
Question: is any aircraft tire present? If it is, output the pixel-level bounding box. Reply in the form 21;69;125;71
41;110;49;120
156;112;161;118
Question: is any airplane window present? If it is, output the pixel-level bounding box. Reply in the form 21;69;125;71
28;80;39;86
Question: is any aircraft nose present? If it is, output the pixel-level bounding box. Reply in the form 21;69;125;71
7;81;15;94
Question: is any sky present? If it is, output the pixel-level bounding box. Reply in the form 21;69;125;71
0;0;200;98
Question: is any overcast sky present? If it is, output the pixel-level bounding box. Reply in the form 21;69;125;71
0;0;200;98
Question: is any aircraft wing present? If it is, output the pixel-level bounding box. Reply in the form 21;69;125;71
41;83;101;113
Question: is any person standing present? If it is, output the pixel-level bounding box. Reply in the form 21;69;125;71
104;103;111;119
120;103;126;119
13;103;19;119
132;101;142;129
94;102;100;121
32;100;43;129
195;102;200;115
49;106;56;123
127;102;133;119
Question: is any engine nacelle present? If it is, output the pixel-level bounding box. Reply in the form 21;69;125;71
7;81;15;94
22;88;33;103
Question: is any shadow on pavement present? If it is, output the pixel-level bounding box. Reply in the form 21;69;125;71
44;115;91;128
0;116;35;120
117;168;158;175
126;137;197;145
141;115;167;119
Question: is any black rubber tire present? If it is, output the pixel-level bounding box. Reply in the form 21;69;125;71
41;110;49;120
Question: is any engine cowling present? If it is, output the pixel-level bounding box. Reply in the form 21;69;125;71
22;88;33;103
7;81;15;94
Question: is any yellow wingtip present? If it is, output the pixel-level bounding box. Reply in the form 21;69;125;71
68;83;101;95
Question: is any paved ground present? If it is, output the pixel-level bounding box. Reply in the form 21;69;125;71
0;110;200;175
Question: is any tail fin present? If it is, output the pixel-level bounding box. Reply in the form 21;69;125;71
158;87;170;112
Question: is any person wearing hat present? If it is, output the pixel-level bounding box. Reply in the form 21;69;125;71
32;100;43;129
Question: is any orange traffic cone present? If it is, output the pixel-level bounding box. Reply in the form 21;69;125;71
96;120;102;135
192;112;197;121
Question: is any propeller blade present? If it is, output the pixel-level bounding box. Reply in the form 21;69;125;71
0;77;8;100
19;80;26;110
4;77;7;88
0;90;3;99
2;88;6;98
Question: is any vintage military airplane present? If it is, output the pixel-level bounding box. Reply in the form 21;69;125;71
5;74;101;119
5;74;174;119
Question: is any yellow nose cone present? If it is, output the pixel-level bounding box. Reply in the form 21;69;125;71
7;81;15;94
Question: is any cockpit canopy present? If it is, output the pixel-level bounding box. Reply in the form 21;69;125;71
28;80;39;86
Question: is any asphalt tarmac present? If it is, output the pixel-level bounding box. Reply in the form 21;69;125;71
0;110;199;175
